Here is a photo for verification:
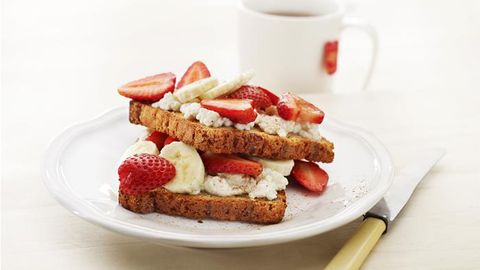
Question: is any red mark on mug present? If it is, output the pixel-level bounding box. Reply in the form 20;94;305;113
323;41;338;75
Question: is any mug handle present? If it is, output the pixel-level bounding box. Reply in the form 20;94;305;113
341;17;378;91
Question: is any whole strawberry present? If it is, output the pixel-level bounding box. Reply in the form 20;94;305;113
227;85;274;110
118;154;176;195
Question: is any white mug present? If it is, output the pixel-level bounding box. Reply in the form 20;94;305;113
237;0;377;93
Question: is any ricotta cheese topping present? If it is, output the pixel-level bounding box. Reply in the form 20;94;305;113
196;108;233;128
256;114;321;140
203;168;288;200
234;120;256;131
152;92;181;111
153;94;322;140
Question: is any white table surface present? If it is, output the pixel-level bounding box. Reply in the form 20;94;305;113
2;0;480;269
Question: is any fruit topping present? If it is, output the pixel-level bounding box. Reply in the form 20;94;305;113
160;142;205;194
173;77;218;103
257;86;280;104
249;157;294;176
164;136;178;146
145;131;168;150
276;93;300;121
291;160;329;192
200;99;257;124
200;70;254;99
277;93;325;124
118;72;176;102
227;85;273;110
177;61;211;89
201;153;263;177
118;154;176;195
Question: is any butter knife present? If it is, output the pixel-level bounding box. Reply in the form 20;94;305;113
325;148;445;270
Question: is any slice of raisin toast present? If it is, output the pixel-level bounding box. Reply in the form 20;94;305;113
129;100;334;162
119;188;287;224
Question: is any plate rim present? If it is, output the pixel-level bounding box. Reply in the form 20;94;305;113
42;106;394;248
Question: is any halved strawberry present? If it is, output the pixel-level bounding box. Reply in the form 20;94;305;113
118;72;176;102
164;136;177;146
291;160;329;192
200;99;257;124
277;93;301;121
296;98;325;124
277;93;324;124
145;131;168;150
118;154;176;195
227;85;273;110
177;61;211;89
201;153;263;177
257;86;279;104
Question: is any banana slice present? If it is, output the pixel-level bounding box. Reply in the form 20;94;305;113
119;140;159;162
173;77;218;103
250;157;294;176
160;142;205;194
200;70;254;99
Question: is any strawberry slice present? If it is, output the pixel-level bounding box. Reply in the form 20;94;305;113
177;61;211;89
164;136;177;146
291;160;329;192
324;41;338;75
118;154;176;195
145;131;168;150
257;86;279;104
296;98;325;124
200;99;257;124
201;153;263;177
118;72;176;102
227;85;273;110
277;93;324;124
276;93;301;121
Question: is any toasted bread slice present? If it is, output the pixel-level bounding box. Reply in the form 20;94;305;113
119;188;287;224
129;101;334;162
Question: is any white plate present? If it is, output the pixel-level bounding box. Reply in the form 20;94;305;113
43;107;393;248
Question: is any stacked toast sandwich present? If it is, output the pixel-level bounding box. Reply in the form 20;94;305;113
116;61;334;224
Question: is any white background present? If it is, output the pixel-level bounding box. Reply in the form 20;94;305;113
2;0;480;269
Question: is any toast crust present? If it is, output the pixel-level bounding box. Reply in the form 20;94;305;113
118;188;287;224
129;100;334;162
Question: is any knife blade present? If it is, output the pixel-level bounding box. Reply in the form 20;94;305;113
366;147;446;226
325;147;445;270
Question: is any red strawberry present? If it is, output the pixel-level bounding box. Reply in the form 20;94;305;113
177;61;211;89
277;93;324;124
118;154;176;195
145;131;168;150
291;160;329;192
200;99;257;124
118;72;176;102
324;41;338;75
277;93;300;121
201;153;262;177
227;85;273;110
257;86;280;104
164;136;177;146
296;98;325;124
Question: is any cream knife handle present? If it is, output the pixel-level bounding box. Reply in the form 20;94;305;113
325;218;386;270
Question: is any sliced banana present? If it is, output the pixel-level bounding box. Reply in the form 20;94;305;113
200;70;254;99
250;157;294;176
173;77;218;103
160;142;205;194
119;140;159;163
